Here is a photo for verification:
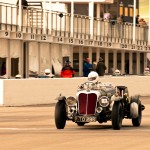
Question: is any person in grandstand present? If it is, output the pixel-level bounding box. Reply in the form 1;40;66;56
83;58;93;77
61;60;75;78
96;57;106;76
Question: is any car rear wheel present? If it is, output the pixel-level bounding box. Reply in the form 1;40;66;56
130;97;142;127
112;102;123;130
55;101;66;129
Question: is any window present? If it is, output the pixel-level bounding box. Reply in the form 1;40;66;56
0;58;6;76
129;7;133;17
124;7;128;16
120;6;123;15
11;58;19;77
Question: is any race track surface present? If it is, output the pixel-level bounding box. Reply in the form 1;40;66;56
0;97;150;150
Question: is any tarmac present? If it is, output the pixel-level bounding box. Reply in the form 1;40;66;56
0;96;150;150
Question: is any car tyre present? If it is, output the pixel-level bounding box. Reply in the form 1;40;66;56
130;97;142;127
112;102;123;130
55;101;66;129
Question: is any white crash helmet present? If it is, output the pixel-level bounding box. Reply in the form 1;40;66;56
44;69;51;75
88;71;99;83
114;69;121;75
144;67;149;71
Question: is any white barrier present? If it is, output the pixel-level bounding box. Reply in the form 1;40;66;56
0;76;150;106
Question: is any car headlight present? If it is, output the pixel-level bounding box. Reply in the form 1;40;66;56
66;96;77;106
98;96;109;107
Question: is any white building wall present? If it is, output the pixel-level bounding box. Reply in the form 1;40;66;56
0;39;8;58
28;42;39;73
10;40;21;58
62;44;71;57
51;43;62;75
40;43;50;73
0;80;3;105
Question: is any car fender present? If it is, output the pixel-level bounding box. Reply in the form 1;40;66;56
111;95;122;102
110;95;123;111
58;96;66;101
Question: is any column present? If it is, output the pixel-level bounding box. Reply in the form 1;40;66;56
49;43;52;70
79;47;83;77
20;41;24;77
26;42;29;78
59;44;62;64
149;0;150;45
96;48;100;63
96;3;101;36
70;45;73;67
38;42;41;75
133;0;136;44
144;52;147;69
113;50;117;70
88;47;92;63
105;49;109;74
94;48;100;71
43;0;46;34
96;3;100;18
7;40;11;78
136;52;140;75
89;1;94;39
70;0;74;37
129;52;133;74
48;0;52;34
121;51;125;74
18;0;22;31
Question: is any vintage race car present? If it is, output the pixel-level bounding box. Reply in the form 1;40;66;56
54;71;145;130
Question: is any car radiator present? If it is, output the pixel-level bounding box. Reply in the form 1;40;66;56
78;93;97;115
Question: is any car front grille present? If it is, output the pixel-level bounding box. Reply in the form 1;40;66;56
78;93;97;115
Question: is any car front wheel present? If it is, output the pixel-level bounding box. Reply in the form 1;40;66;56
55;101;67;129
112;101;123;130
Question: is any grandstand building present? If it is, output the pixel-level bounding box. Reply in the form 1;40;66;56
0;0;149;78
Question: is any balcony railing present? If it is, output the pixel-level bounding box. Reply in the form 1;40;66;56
0;2;148;42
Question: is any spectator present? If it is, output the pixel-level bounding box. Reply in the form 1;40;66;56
117;14;124;37
143;67;150;76
96;57;106;76
117;14;124;24
136;15;140;25
15;74;22;79
83;58;93;77
139;18;147;27
38;69;54;78
61;60;75;78
113;69;121;76
104;13;111;22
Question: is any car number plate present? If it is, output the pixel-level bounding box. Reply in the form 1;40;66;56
75;116;96;122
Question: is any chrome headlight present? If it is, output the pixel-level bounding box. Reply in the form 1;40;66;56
66;96;77;106
98;96;109;107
